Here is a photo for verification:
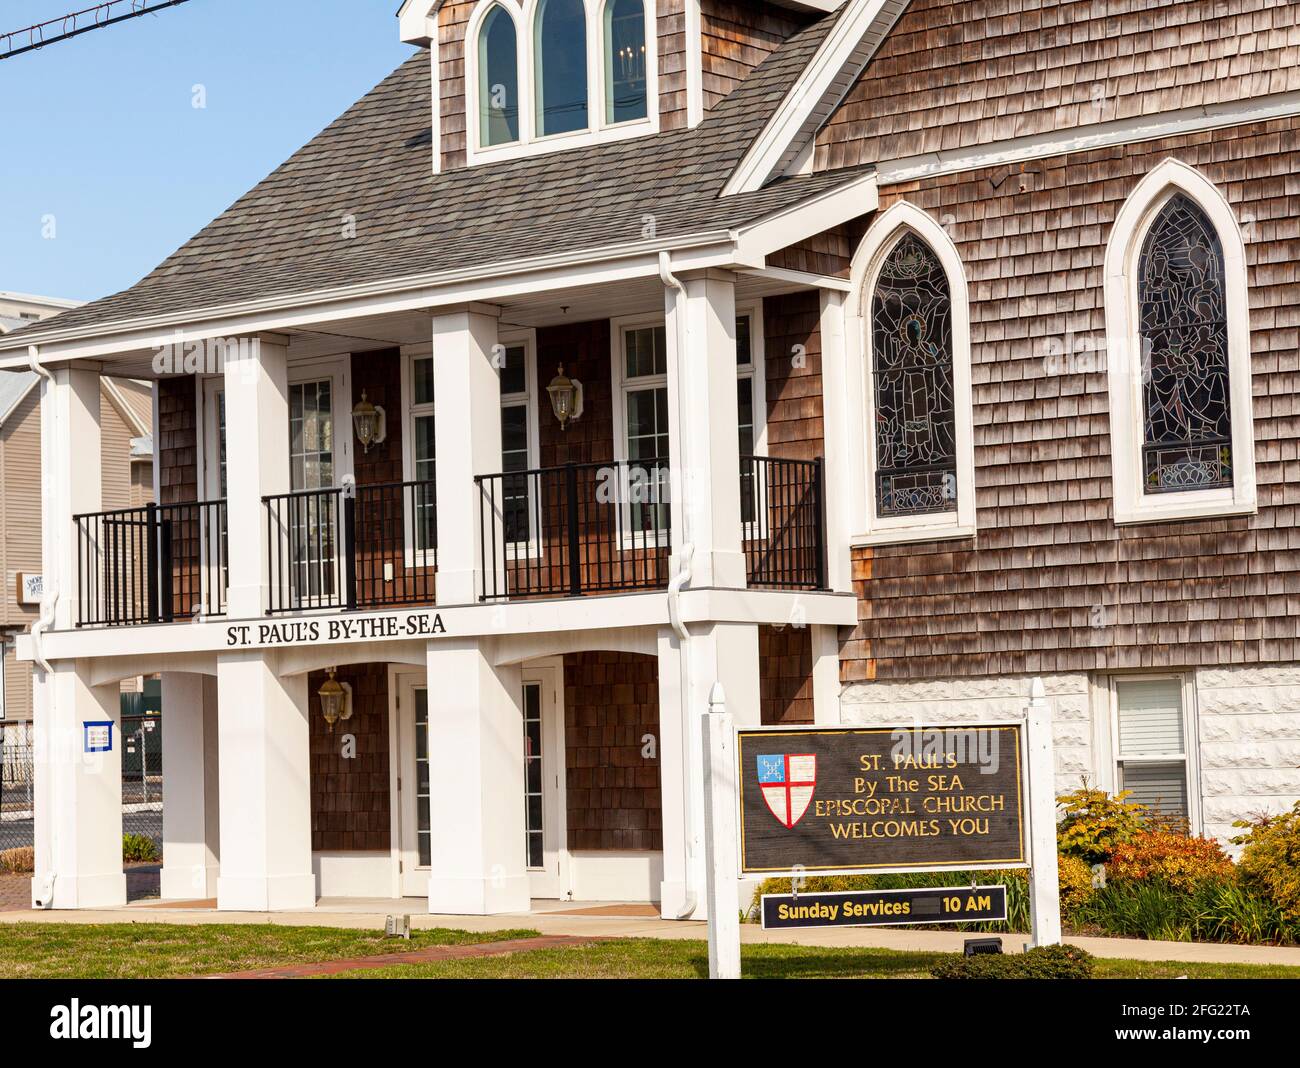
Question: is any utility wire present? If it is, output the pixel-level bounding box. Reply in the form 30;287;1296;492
1;0;195;62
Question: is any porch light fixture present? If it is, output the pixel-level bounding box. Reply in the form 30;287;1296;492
351;390;387;452
546;364;584;430
317;667;352;733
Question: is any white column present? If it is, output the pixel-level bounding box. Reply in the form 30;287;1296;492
819;289;857;594
664;270;746;589
160;673;220;899
31;364;124;909
430;305;501;605
657;621;758;920
425;638;529;914
222;334;290;618
811;624;843;725
30;665;126;909
215;651;314;911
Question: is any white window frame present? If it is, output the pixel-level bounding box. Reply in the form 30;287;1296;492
464;0;659;166
400;344;439;569
611;312;673;548
1104;158;1256;525
400;334;541;563
846;201;977;546
611;308;766;547
1101;672;1202;834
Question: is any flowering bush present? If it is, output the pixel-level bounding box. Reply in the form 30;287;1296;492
1233;802;1300;924
1056;853;1097;914
1108;830;1234;893
1056;784;1145;864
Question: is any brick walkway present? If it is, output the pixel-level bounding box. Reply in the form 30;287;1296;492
205;934;602;979
0;874;29;912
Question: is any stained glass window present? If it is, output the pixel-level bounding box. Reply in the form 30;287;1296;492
1137;194;1233;493
871;233;957;517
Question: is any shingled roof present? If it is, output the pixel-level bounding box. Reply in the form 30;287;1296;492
6;9;865;349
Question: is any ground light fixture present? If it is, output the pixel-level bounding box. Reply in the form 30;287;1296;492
546;364;584;430
351;389;387;452
317;667;351;733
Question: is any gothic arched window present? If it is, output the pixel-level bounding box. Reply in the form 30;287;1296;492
870;232;958;517
535;0;589;136
477;4;520;147
603;0;647;124
1137;194;1233;493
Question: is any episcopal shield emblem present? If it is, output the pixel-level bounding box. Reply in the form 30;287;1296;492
756;753;817;829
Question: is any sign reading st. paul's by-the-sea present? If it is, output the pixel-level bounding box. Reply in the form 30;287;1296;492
737;726;1025;875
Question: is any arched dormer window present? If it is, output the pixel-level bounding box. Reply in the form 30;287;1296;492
535;0;588;136
847;202;976;545
1104;159;1255;524
478;4;520;147
603;0;647;124
465;0;658;164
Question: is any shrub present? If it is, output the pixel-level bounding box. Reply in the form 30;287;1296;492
1109;830;1234;893
122;833;159;863
1074;879;1199;942
1056;853;1096;916
931;943;1093;979
0;846;34;874
1196;879;1296;947
1233;802;1300;924
1057;783;1145;864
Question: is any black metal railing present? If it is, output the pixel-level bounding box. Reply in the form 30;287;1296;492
742;455;826;590
75;500;228;626
264;479;438;614
476;459;671;601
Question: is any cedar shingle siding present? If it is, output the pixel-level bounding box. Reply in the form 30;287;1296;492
842;118;1300;683
815;0;1300;171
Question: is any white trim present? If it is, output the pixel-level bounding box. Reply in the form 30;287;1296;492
722;0;902;195
610;311;673;547
876;89;1300;187
398;0;442;45
429;27;442;174
464;0;659;166
845;201;976;546
1103;159;1256;525
684;0;703;127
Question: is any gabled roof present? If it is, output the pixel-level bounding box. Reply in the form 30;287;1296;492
4;9;867;353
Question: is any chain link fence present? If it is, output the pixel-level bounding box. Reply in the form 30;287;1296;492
1;713;163;855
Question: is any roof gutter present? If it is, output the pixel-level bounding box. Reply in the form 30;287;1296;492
25;346;56;676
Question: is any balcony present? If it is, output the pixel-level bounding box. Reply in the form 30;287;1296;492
73;456;825;626
475;455;825;601
74;500;228;626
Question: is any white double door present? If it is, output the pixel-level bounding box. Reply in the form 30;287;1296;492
392;663;567;900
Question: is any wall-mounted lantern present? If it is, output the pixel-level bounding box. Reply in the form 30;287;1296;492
317;666;353;733
351;390;387;452
546;365;584;431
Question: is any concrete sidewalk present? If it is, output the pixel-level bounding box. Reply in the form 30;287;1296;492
3;900;1300;967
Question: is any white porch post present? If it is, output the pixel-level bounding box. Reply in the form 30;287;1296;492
215;652;314;911
222;333;290;618
31;365;126;909
811;625;843;725
424;638;529;914
159;673;220;899
664;269;746;589
657;621;758;920
818;289;855;594
430;305;501;605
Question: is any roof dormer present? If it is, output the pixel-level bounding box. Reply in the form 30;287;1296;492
398;0;832;172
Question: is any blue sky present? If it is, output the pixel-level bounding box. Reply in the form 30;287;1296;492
0;0;417;303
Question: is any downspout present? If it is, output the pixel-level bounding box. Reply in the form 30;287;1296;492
27;345;57;907
659;251;698;919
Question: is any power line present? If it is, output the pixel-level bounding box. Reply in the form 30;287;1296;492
1;0;196;62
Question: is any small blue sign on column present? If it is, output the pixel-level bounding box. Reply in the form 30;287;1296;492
83;721;113;754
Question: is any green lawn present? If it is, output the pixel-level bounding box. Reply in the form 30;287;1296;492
3;923;1298;979
330;937;1300;980
0;922;537;979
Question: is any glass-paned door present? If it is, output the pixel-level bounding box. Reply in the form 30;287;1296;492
398;678;432;897
289;378;338;601
523;667;565;899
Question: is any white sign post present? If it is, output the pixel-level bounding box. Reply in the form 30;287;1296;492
1025;677;1062;947
701;682;741;979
